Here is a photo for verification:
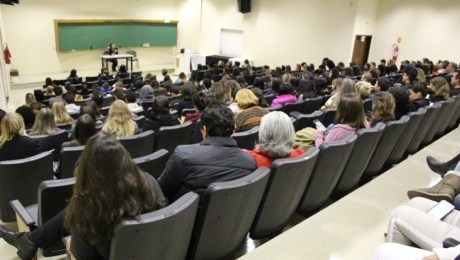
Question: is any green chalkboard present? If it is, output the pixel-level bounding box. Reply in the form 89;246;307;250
55;20;177;52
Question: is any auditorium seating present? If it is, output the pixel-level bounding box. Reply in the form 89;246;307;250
290;110;323;131
321;109;336;127
154;122;193;153
109;192;199;260
118;130;155;158
406;104;441;154
30;129;69;162
0;151;54;222
231;126;259;150
422;100;450;146
10;178;75;257
133;149;170;179
302;96;324;114
59;145;84;179
250;148;319;240
297;134;357;215
187;167;270;260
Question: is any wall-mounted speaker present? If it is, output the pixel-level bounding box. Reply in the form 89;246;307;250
238;0;251;13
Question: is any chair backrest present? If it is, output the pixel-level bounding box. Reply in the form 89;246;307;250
321;109;336;127
38;178;75;224
133;115;145;131
231;126;259;150
101;95;114;108
60;145;84;179
435;98;456;136
0;151;54;222
363;99;373;113
188;167;270;260
131;71;142;80
30;129;69;161
154;122;193;153
333;123;385;198
191;120;203;144
422;100;450;145
386;108;426;165
279;100;304;115
250;149;319;240
153;88;168;97
406;103;442;154
126;50;137;57
446;95;460;131
292;110;323;132
264;94;275;106
181;108;196;117
364;116;410;177
297;134;357;215
109;192;199;260
118;130;155;158
302;96;323;114
133;149;170;179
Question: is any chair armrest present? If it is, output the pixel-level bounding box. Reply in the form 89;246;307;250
290;111;302;118
9;200;36;227
443;237;460;248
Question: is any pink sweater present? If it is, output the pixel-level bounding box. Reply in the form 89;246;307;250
314;122;370;148
271;94;297;107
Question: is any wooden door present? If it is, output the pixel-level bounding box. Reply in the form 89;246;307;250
351;35;372;66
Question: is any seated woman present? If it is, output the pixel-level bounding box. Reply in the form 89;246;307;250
356;81;372;101
369;92;395;127
125;91;143;114
323;78;353;110
102;100;137;137
234;89;268;132
29;108;60;136
115;64;128;78
382;197;460;260
62;114;97;147
52;101;73;125
297;79;317;100
0;133;166;259
246;111;304;168
143;96;180;133
181;92;208;124
315;93;369;148
250;87;269;108
0;113;40;161
271;82;297;107
429;76;450;103
139;84;154;101
174;72;187;86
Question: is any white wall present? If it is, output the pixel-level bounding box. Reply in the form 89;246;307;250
1;0;178;84
369;0;460;64
0;7;9;109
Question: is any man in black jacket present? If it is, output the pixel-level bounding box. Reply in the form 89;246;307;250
158;101;257;201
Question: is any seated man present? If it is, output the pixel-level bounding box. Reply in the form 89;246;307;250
158;101;257;201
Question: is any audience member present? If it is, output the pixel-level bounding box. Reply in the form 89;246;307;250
370;92;395;127
139;84;154;100
356;81;372;100
62;114;97;147
234;89;268;132
390;88;411;120
181;92;208;124
158;101;256;201
125;91;143;114
52;101;73;125
228;87;242;114
246;111;304;168
250;87;269;108
429;76;450;103
143;96;180;133
25;93;36;107
450;73;460;97
210;82;227;103
0;113;40;161
315;93;369;148
100;82;112;94
297;79;317;100
62;92;80;114
102;100;137;137
29;108;59;136
15;105;36;129
49;86;64;106
402;64;418;90
409;83;430;111
374;77;390;94
112;88;125;101
271;83;297;107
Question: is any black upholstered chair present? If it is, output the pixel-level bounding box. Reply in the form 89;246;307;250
188;167;270;260
118;130;155;158
302;96;323;114
333;123;385;198
191;119;203;144
422;100;450;145
290;111;323;132
10;178;75;257
297;134;357;215
101;95;114;108
154;122;193;153
406;104;442;154
59;145;84;179
279;100;304;115
363;99;373;113
133;149;170;179
133;115;146;131
250;148;319;240
435;98;456;137
445;96;460;131
231;126;259;150
181;108;196;117
109;192;199;260
30;129;69;161
0;151;54;222
386;109;426;166
363;116;409;178
321;109;336;127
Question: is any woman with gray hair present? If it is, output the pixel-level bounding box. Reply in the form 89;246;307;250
246;111;304;167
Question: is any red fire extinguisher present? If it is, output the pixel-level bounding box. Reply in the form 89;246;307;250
392;44;399;62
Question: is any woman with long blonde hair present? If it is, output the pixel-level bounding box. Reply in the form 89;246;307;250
29;108;59;136
429;76;450;103
52;101;73;124
102;100;137;137
0;113;40;161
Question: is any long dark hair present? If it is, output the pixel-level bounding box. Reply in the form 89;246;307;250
74;114;96;145
65;133;165;241
334;93;366;129
151;96;171;116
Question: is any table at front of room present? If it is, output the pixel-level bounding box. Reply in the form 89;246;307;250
100;54;134;72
